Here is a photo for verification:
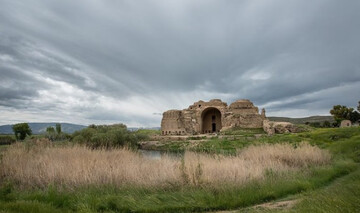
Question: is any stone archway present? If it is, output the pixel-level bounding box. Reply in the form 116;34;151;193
201;107;222;133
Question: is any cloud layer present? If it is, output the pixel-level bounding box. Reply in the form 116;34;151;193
1;0;360;126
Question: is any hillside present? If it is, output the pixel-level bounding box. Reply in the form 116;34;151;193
0;123;87;134
268;115;334;124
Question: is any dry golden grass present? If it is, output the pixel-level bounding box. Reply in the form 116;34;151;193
0;139;331;189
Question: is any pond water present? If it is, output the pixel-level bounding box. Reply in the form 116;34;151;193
138;149;183;160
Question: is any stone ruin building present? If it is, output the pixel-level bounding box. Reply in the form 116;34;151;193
161;99;267;135
340;120;352;128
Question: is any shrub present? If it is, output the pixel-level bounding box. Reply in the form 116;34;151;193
71;124;148;149
0;136;15;145
12;123;32;140
308;122;321;128
322;121;331;128
44;125;70;142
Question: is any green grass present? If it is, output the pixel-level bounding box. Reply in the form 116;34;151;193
241;167;360;213
221;128;265;136
1;127;360;212
146;140;190;153
188;137;252;154
0;134;15;138
292;167;360;213
153;137;253;154
144;127;360;156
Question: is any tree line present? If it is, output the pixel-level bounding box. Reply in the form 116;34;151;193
329;101;360;126
7;123;148;149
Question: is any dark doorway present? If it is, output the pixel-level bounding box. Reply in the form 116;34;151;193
201;107;222;134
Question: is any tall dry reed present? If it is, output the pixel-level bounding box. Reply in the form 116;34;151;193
0;140;330;189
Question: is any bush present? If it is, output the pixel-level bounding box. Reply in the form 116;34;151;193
12;123;32;140
308;122;321;128
44;124;70;142
0;136;16;145
305;121;335;128
71;124;149;149
322;121;331;127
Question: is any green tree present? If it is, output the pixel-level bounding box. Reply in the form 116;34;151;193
322;121;331;128
350;111;360;123
330;105;354;124
72;123;145;149
56;123;62;134
46;126;56;141
12;123;32;140
358;101;360;112
46;126;55;133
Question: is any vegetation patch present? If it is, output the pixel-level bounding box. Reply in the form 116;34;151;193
1;142;330;189
0;135;15;146
72;124;149;149
292;167;360;213
0;162;355;213
0;127;359;212
221;128;265;136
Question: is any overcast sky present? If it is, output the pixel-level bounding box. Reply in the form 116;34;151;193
0;0;359;127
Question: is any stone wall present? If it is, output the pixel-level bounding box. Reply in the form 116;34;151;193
340;120;352;128
160;110;186;135
263;120;298;135
161;99;265;135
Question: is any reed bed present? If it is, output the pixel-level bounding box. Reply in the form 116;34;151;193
0;140;331;189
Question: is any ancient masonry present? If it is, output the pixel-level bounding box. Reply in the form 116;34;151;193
161;99;267;135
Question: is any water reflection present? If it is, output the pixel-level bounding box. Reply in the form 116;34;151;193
138;149;183;160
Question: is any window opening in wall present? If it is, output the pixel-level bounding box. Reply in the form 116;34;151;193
199;105;201;107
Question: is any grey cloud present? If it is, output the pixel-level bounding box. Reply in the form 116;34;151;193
0;34;92;88
0;0;359;125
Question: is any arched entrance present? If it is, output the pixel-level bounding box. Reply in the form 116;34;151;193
201;107;222;134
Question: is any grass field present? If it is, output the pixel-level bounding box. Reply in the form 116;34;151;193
267;116;334;125
0;127;359;212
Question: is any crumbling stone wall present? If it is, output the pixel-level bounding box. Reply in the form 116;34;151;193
161;110;186;135
263;120;298;135
340;120;352;128
161;99;265;135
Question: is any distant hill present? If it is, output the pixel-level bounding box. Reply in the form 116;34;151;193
0;123;87;135
0;123;162;135
268;116;334;124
